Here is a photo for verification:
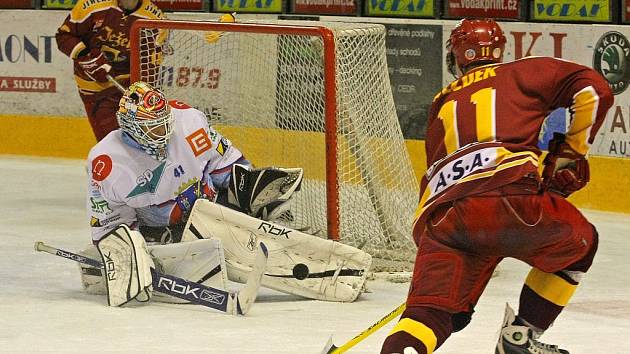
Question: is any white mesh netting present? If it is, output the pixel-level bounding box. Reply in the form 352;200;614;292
135;20;419;271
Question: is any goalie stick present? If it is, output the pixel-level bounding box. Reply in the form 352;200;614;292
321;302;406;353
34;241;268;315
106;74;126;93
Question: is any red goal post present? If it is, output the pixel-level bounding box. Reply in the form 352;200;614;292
128;19;419;271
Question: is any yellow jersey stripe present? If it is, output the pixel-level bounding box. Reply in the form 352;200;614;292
134;0;165;19
70;0;117;23
413;151;538;223
389;318;437;353
525;268;577;306
70;42;87;60
567;86;599;155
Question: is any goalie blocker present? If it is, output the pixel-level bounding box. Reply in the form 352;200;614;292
182;199;372;302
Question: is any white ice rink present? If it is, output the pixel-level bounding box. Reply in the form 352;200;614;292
1;155;629;353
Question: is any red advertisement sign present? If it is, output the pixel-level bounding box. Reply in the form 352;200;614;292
625;0;630;22
291;0;357;14
0;0;34;8
445;0;521;19
0;77;56;93
152;0;207;11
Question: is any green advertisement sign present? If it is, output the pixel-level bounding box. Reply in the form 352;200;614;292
215;0;284;12
365;0;435;17
532;0;611;22
42;0;78;9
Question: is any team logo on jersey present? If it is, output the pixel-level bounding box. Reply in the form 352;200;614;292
169;100;191;109
126;162;166;198
216;137;229;156
90;215;120;227
92;154;112;181
594;31;630;95
90;217;102;227
90;197;112;214
186;128;212;157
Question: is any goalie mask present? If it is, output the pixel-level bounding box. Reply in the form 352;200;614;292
117;82;173;161
446;18;506;78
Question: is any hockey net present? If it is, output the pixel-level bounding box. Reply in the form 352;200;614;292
130;19;419;272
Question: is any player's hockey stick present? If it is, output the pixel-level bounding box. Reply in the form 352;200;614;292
321;302;406;353
34;241;268;315
106;74;126;93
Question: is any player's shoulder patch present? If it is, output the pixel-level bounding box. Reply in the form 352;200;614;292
70;0;117;23
185;128;213;157
134;0;165;19
91;154;113;182
169;100;192;110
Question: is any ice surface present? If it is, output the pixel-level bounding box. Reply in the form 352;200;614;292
1;156;628;353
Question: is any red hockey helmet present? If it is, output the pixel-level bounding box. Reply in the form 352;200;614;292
446;19;506;77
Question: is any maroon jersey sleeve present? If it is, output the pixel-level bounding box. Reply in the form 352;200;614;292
546;59;613;154
55;8;94;60
414;57;613;236
55;0;165;96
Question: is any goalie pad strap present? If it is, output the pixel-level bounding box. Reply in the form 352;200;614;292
97;225;154;307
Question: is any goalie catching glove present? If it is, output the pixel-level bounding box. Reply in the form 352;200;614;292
542;132;590;197
96;225;154;306
227;164;303;222
75;48;112;82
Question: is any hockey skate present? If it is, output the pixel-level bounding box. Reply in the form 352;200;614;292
495;304;569;354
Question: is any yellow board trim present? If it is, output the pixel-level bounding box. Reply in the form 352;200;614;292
0;115;96;158
1;115;629;215
525;268;577;306
388;318;437;353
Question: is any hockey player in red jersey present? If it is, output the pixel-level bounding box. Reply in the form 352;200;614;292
56;0;165;141
381;19;613;354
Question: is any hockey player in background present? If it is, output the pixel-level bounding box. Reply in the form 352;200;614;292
83;82;371;307
56;0;165;141
381;19;613;354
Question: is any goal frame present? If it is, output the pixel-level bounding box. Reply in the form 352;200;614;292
130;19;343;239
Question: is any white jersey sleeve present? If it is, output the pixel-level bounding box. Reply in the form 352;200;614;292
87;100;249;242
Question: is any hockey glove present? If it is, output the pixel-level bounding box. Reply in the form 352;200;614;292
76;49;112;82
542;132;590;197
170;180;217;224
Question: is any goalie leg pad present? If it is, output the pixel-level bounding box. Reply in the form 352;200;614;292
97;225;155;307
227;164;303;221
182;200;372;302
148;238;229;304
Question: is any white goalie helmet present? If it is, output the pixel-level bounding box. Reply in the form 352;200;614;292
117;82;173;160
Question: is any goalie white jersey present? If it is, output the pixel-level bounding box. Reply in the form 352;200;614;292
87;101;248;241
